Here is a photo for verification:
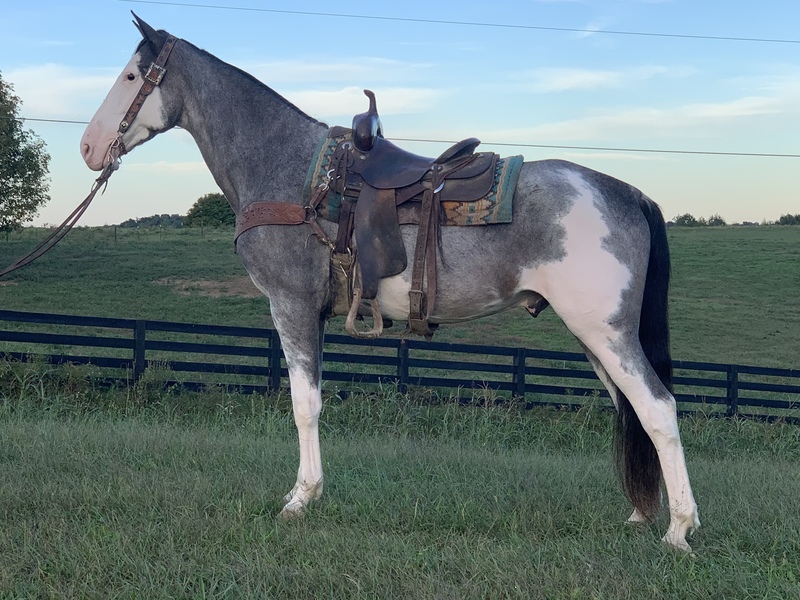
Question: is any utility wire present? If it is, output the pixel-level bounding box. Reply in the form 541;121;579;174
7;116;799;158
118;0;800;46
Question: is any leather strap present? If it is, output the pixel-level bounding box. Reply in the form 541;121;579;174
408;156;477;337
0;35;180;279
408;172;441;337
118;35;178;138
235;202;307;244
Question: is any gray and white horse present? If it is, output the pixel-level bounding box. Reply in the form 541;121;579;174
81;16;699;551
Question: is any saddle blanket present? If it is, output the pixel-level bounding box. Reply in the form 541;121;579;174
303;129;523;226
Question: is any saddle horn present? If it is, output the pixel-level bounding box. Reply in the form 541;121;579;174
352;90;383;152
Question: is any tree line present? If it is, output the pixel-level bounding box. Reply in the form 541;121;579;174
116;193;234;228
671;213;800;227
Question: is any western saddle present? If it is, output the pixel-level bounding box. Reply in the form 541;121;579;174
326;90;501;339
234;90;510;339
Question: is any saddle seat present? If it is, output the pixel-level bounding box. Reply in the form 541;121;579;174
350;136;483;190
349;90;483;190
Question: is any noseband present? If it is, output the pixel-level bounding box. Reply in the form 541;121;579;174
110;34;178;160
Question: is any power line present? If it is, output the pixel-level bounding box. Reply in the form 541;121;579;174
394;138;800;159
7;116;800;158
118;0;800;46
13;117;90;125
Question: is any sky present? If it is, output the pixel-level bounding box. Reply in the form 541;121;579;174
1;0;799;226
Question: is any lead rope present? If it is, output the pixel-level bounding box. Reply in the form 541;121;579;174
0;159;119;279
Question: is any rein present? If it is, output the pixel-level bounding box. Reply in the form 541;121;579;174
0;35;178;279
0;163;117;278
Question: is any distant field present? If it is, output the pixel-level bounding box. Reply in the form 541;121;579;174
0;224;797;368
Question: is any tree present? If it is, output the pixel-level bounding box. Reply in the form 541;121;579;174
119;214;185;228
672;213;699;227
706;213;727;226
778;213;800;225
0;71;50;231
184;192;234;227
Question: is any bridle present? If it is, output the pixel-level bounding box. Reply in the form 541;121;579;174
0;34;179;279
110;34;179;161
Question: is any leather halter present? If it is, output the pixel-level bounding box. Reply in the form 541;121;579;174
115;34;178;156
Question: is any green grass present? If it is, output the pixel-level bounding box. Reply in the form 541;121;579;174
1;225;798;367
0;225;799;596
0;371;799;598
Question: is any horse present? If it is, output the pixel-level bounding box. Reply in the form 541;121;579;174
80;14;699;552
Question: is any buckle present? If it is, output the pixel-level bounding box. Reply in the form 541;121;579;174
144;62;167;85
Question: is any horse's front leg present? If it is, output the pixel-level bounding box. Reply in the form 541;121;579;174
271;310;326;518
281;365;323;516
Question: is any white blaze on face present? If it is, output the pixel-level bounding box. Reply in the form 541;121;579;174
80;52;167;171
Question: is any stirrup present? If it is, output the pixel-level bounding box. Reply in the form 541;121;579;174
345;288;384;339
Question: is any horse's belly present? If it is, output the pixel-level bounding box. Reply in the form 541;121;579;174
376;273;531;323
376;274;413;321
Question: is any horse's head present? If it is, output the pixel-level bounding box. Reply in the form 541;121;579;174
81;14;180;171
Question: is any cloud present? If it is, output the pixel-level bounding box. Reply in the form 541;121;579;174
284;86;446;120
5;64;117;118
243;57;433;86
574;19;609;39
522;65;694;92
480;91;798;145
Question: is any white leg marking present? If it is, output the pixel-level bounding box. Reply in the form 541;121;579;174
281;367;324;518
583;334;699;552
515;172;699;551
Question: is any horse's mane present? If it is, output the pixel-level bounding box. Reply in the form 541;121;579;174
181;38;325;127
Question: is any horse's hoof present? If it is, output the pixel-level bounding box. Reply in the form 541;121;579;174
279;503;305;520
283;487;298;503
661;535;694;554
626;509;649;524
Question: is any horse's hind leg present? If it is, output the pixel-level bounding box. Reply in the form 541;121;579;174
579;329;699;551
579;341;659;525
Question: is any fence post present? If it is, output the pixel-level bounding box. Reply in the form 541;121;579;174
513;348;527;400
397;339;409;394
727;364;739;417
133;320;146;381
268;328;282;393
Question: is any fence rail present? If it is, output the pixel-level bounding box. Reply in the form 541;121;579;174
1;309;799;419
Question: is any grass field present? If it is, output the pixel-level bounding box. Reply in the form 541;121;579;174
0;224;798;367
1;374;800;599
0;225;799;598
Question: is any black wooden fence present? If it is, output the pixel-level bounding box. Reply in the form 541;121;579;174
0;309;799;420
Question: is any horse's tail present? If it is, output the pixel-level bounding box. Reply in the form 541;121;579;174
613;193;672;522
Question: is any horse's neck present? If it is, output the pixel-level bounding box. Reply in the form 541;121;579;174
176;50;327;213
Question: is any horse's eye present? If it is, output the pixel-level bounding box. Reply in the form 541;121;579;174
126;73;136;82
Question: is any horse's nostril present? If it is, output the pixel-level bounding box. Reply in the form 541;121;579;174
81;143;91;159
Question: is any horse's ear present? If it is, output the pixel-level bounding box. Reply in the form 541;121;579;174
131;12;161;48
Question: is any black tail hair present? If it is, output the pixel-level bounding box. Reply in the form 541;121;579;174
613;194;672;522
